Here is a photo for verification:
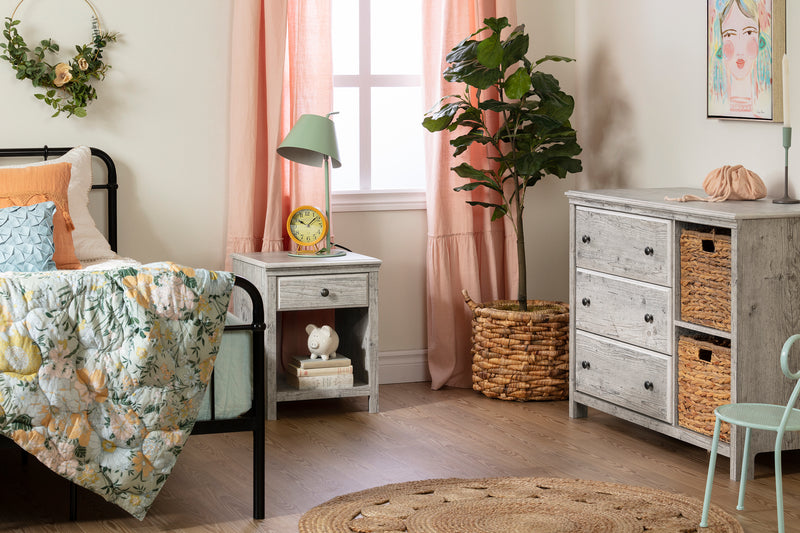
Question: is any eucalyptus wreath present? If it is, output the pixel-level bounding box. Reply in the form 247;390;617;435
0;16;117;117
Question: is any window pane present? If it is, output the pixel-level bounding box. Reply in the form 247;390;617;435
371;0;422;75
371;87;425;190
332;0;359;75
331;87;360;191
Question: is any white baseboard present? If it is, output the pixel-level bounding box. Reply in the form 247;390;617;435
379;349;430;384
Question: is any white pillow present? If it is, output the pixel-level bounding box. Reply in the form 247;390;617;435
4;146;116;262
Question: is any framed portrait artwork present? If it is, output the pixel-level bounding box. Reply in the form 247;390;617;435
708;0;786;121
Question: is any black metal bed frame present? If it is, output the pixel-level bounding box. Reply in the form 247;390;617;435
0;146;266;521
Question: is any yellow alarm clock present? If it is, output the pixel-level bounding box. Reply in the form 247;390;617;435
286;205;328;248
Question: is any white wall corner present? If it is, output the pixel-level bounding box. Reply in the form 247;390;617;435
379;350;430;384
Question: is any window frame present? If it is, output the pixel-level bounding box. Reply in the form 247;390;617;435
331;0;426;212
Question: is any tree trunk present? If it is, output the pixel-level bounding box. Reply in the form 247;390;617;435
516;215;527;312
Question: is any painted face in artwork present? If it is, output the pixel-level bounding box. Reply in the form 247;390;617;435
721;2;759;81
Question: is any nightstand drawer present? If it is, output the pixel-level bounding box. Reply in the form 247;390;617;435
575;207;671;285
575;269;671;353
277;273;369;310
575;332;672;423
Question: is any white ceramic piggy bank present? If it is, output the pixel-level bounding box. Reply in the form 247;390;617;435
306;324;340;360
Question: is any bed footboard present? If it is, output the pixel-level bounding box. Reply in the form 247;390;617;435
192;275;266;520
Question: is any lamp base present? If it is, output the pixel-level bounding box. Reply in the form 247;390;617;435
773;196;800;204
288;249;347;258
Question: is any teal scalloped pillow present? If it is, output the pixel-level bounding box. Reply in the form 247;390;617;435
0;201;57;272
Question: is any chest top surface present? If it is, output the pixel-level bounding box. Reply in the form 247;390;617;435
566;188;800;222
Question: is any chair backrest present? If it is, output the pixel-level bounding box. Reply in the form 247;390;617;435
778;334;800;438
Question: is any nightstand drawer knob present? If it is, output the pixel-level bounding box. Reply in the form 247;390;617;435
581;235;591;244
581;360;590;369
320;288;330;297
644;380;654;391
644;313;654;323
644;246;654;256
581;297;591;307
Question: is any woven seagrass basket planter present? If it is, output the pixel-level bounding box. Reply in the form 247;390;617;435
464;290;570;401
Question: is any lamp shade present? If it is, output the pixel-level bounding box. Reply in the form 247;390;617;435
277;114;341;168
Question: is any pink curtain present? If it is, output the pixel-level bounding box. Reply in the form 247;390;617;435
226;0;333;362
422;0;518;389
225;0;332;261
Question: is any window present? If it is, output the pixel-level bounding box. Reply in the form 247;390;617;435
330;0;426;210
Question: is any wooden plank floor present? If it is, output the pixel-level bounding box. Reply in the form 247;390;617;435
2;382;799;532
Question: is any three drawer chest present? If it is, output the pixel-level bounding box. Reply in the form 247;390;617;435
567;188;800;479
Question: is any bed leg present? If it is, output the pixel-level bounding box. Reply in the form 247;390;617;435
69;482;78;521
254;424;265;520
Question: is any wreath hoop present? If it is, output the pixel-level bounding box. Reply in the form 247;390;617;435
0;0;118;118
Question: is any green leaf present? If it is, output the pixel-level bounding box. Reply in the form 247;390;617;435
476;33;503;69
491;206;507;220
422;101;462;132
504;67;531;100
46;89;55;97
445;37;478;64
501;29;529;67
534;54;575;66
483;17;510;34
34;93;45;99
452;162;491;180
73;107;87;117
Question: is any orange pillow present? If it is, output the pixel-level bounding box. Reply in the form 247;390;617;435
0;163;81;269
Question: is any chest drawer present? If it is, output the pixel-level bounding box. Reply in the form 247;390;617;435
574;332;672;422
575;269;671;353
277;273;369;310
575;207;672;285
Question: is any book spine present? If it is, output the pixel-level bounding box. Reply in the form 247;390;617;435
286;373;354;390
289;365;353;377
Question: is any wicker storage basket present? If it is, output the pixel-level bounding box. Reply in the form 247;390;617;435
680;229;732;332
678;335;731;442
464;290;569;401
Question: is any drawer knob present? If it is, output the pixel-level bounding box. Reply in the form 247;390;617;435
581;297;591;307
320;288;330;297
581;361;591;370
644;381;654;391
581;235;591;244
644;313;654;323
644;246;654;256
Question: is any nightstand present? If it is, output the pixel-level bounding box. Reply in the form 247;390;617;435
230;251;381;420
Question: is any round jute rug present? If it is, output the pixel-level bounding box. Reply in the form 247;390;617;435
298;477;743;532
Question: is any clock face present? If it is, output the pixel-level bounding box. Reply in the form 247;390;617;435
287;206;328;246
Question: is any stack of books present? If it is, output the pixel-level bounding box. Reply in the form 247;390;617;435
286;355;353;390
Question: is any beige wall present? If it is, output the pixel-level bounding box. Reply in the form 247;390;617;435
575;0;797;194
14;2;761;377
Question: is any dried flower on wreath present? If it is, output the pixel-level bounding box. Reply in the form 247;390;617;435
0;16;118;117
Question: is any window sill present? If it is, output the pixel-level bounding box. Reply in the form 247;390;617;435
332;190;427;212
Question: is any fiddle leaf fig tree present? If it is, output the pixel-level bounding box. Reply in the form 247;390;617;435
423;17;582;311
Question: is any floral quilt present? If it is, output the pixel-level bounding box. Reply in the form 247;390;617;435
0;262;233;520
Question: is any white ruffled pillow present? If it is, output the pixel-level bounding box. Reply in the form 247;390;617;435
4;146;116;262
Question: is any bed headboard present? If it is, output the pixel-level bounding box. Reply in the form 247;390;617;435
0;146;118;252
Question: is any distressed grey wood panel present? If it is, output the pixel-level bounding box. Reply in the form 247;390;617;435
277;273;368;310
575;332;672;422
575;207;672;285
575;269;671;354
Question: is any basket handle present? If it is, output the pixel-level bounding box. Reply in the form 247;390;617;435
462;289;479;311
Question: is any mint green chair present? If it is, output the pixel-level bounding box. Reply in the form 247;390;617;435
700;333;800;533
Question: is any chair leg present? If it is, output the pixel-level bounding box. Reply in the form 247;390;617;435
737;427;751;510
700;417;723;528
775;437;785;533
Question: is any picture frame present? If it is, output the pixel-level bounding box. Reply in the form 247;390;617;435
707;0;786;121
